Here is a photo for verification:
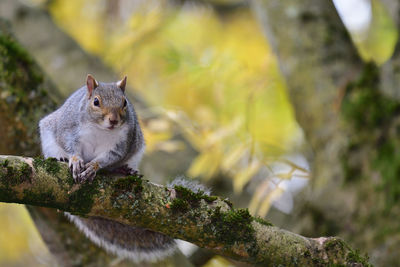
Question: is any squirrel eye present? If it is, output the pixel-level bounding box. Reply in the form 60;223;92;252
123;99;127;108
93;97;100;107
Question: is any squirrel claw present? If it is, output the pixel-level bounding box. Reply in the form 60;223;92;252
69;156;84;183
78;171;95;183
58;157;68;162
79;162;99;183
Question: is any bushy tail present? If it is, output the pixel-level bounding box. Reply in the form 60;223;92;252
65;213;176;263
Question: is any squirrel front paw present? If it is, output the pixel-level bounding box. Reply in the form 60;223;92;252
69;156;84;182
79;161;100;182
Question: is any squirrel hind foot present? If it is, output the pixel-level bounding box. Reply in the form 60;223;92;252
111;165;142;177
65;213;177;263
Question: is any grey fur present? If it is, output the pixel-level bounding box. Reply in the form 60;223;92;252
39;78;176;262
39;82;144;170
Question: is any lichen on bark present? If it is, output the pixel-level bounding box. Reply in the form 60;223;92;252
0;19;57;156
0;155;371;266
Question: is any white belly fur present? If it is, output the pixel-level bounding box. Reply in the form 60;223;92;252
79;123;128;163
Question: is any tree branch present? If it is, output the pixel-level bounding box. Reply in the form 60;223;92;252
379;0;400;100
0;155;369;266
252;0;363;187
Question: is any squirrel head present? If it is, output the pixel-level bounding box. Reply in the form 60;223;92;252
85;74;129;130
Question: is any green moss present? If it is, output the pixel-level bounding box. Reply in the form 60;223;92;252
0;186;17;202
0;159;24;203
341;62;400;208
0;21;58;156
175;185;217;202
1;159;9;168
341;63;398;130
311;257;325;266
346;250;371;266
324;238;347;255
0;158;32;186
223;198;233;207
322;238;371;266
113;175;143;195
254;216;273;226
0;24;44;94
22;189;57;208
372;140;400;207
170;198;190;212
19;161;32;179
68;180;99;214
33;157;60;175
208;207;255;245
170;185;218;212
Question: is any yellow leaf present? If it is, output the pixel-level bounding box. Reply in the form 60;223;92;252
204;119;242;147
154;140;186;153
233;160;261;193
257;186;284;217
188;148;222;180
203;255;235;267
249;179;271;214
221;143;248;172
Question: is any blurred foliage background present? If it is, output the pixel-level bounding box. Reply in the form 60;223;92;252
46;0;306;218
0;204;55;267
0;0;399;266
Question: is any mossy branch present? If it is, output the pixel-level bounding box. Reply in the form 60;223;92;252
0;155;370;266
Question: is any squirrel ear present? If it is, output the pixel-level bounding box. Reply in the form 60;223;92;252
86;74;99;98
117;76;127;92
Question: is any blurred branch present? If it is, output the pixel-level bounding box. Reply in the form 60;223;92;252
252;0;363;176
252;1;400;265
250;0;363;220
0;155;370;266
380;0;399;27
379;0;400;100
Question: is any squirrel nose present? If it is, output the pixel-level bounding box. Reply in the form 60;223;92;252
109;119;118;126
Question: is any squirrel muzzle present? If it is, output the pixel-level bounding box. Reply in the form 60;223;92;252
106;110;122;129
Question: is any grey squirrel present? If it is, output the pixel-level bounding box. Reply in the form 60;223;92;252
39;74;177;262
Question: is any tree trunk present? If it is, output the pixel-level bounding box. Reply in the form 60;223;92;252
253;0;400;265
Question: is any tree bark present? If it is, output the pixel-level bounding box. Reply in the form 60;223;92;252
253;0;400;265
252;0;363;188
252;0;363;240
380;0;399;29
379;0;400;99
0;155;370;266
